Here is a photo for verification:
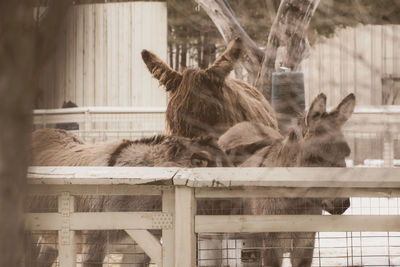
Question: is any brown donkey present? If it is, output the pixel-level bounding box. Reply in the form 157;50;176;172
141;37;278;138
30;128;233;267
218;93;355;267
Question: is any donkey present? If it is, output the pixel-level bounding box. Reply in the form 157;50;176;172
218;93;355;267
141;37;278;138
30;128;233;266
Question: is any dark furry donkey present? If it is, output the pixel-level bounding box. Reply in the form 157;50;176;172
29;128;232;266
218;93;355;267
141;37;278;138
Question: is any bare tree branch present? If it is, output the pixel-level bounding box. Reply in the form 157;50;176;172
194;0;264;82
255;0;320;101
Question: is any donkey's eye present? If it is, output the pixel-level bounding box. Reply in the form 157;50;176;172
307;155;324;164
191;158;209;167
190;151;212;167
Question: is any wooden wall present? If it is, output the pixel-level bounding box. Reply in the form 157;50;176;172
38;2;167;109
303;24;400;107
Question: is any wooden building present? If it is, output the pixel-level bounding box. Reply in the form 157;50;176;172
37;1;168;109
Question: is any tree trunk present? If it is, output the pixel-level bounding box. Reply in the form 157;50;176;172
194;0;319;101
0;1;70;265
0;2;36;266
193;0;263;83
256;0;320;101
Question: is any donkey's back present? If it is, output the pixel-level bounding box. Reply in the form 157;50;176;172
31;128;120;166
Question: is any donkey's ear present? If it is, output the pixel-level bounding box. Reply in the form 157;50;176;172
306;93;327;127
141;50;182;92
329;93;355;126
206;37;243;80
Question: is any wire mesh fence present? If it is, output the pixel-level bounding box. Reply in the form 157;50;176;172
28;108;400;266
197;232;400;267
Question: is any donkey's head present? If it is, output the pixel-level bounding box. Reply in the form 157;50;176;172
299;93;355;168
172;136;234;167
112;135;233;168
141;38;243;137
298;93;355;214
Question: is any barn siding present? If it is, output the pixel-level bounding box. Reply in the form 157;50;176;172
38;2;167;109
303;24;400;107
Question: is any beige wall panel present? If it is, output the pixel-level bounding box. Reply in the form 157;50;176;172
75;6;84;106
371;25;383;105
355;25;372;105
94;4;106;106
39;2;167;109
304;25;400;106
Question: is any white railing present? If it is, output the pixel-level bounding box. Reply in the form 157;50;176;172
33;106;167;142
26;166;400;267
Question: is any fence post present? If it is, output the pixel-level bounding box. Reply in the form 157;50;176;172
175;186;196;267
84;110;91;142
58;192;76;267
271;71;305;135
383;131;394;167
162;187;175;267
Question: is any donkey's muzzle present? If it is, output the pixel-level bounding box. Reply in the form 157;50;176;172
323;198;351;215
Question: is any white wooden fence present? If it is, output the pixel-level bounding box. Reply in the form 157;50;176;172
26;166;400;267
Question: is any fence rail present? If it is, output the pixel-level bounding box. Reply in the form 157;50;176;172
26;166;400;267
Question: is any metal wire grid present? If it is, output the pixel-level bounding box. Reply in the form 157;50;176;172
26;231;154;267
76;231;152;267
197;198;353;216
26;195;162;213
197;232;400;267
196;198;400;267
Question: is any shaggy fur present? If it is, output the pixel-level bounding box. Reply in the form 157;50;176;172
30;128;232;266
218;93;356;267
142;37;278;138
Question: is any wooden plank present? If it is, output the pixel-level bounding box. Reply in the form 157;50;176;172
27;166;178;184
371;25;383;105
345;27;356;100
94;4;106;106
195;187;400;198
118;3;130;107
75;5;84;106
394;25;400;76
27;167;400;188
106;3;118;107
83;4;95;106
162;188;175;267
195;215;400;233
175;186;196;267
27;212;170;231
125;230;162;266
330;35;341;105
355;25;373;105
65;8;76;102
174;167;400;188
58;193;76;267
132;2;143;106
383;26;394;77
28;184;163;196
